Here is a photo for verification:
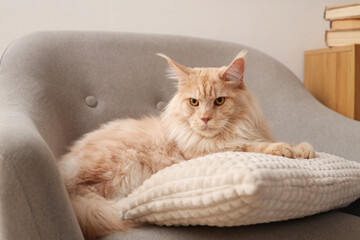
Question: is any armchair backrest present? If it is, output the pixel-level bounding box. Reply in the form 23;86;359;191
1;32;359;160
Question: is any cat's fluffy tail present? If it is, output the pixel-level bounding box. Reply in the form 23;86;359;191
70;192;136;240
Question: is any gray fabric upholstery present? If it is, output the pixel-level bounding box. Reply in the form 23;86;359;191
104;211;360;240
0;114;83;240
0;31;360;240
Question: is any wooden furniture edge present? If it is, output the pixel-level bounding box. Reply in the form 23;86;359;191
355;45;360;120
305;45;355;55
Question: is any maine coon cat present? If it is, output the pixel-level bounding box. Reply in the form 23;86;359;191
58;50;315;239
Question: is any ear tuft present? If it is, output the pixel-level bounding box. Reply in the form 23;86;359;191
235;50;248;60
156;53;171;61
156;53;190;86
221;50;248;86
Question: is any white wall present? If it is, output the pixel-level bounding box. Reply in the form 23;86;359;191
0;0;350;81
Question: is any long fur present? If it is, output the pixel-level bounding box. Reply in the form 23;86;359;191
58;51;315;239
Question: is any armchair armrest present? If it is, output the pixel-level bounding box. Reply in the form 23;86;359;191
0;112;83;240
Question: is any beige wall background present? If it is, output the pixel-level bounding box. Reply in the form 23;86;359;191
0;0;350;82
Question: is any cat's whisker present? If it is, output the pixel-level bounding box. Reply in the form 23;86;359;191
226;121;267;132
225;121;268;140
222;125;236;136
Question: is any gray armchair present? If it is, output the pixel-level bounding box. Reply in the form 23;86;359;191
1;32;360;240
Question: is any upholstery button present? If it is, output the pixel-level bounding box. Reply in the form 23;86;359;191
86;96;98;107
156;101;166;111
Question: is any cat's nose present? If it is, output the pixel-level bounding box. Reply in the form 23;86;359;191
201;117;212;124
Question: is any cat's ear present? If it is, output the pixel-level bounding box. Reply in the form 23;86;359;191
156;53;190;86
221;50;248;87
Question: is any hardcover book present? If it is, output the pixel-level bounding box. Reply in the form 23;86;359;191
325;3;360;20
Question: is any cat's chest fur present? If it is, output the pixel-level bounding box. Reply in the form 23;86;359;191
102;116;230;160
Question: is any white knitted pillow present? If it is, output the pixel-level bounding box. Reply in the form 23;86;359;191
118;152;360;226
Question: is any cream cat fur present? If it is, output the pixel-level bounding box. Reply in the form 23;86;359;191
58;51;315;239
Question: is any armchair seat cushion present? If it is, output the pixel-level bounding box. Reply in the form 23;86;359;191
103;211;360;240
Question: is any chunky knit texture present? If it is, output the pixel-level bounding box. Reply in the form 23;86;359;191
118;152;360;226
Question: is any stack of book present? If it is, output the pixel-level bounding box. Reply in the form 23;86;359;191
325;3;360;47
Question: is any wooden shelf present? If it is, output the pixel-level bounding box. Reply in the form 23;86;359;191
304;45;360;120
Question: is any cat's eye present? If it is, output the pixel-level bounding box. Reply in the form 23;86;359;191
189;98;199;106
214;97;225;106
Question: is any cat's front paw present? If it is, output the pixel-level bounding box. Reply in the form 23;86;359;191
293;142;316;159
264;142;296;158
264;142;316;159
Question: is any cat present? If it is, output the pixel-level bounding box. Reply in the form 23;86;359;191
58;50;315;239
